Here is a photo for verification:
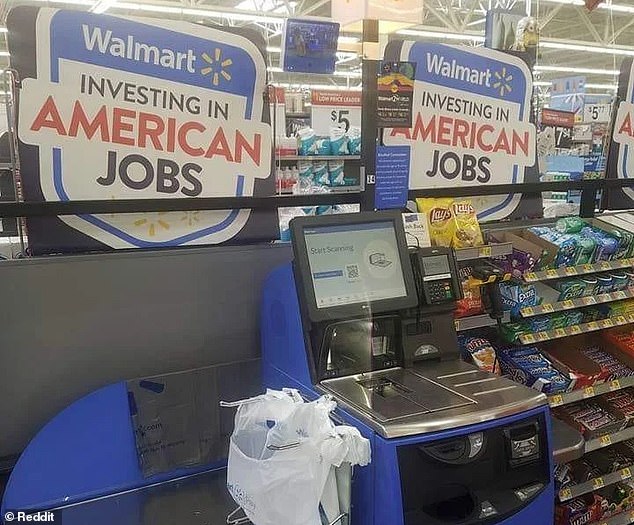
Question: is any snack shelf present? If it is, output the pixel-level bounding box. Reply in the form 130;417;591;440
520;288;634;318
559;467;634;502
454;312;510;332
277;155;362;161
454;242;513;262
517;314;634;345
586;426;634;453
523;258;634;283
588;509;634;525
550;377;634;408
278;186;363;196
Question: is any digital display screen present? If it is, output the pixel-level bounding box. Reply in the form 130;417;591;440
282;19;340;74
304;221;408;309
422;255;450;275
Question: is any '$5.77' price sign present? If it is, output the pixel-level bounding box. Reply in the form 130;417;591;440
311;90;362;135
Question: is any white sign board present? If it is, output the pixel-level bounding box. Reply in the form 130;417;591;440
584;103;612;123
311;90;361;136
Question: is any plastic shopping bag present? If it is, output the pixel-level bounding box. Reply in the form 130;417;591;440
225;389;368;525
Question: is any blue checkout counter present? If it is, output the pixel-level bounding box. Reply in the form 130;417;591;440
2;212;585;525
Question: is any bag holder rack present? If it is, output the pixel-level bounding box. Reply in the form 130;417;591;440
220;396;351;525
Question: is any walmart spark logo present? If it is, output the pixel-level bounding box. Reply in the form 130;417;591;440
492;67;513;97
201;48;233;86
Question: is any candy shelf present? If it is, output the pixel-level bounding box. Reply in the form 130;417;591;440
549;377;634;408
517;314;634;345
523;259;634;283
454;312;510;332
454;243;513;262
588;509;634;525
520;288;634;318
277;155;362;161
559;467;634;502
586;426;634;453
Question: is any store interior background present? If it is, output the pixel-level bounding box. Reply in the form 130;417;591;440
1;0;634;514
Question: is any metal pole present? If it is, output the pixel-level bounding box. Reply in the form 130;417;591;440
360;19;379;211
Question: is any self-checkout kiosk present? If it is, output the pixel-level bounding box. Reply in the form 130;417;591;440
261;211;554;525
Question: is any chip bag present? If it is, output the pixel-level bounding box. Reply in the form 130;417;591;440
417;198;455;248
451;200;484;248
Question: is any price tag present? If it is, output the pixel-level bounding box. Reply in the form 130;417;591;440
565;267;578;276
630;509;634;521
592;477;605;489
523;334;536;344
600;434;612;447
598;294;610;302
479;246;492;258
584;103;612;123
616;291;628;300
537;331;549;341
559;487;573;501
546;269;559;278
601;319;614;328
628;314;634;323
611;380;622;391
542;304;555;313
524;272;537;282
583;264;595;273
550;394;564;407
562;300;575;309
555;328;567;338
587;321;599;330
622;467;632;480
583;386;595;398
600;261;612;271
570;325;582;335
620;259;632;268
583;297;597;306
616;315;627;324
523;307;535;316
311;91;362;135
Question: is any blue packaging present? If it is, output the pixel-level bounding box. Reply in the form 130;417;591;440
312;162;330;187
499;283;540;318
328;160;346;186
527;315;552;332
315;137;331;155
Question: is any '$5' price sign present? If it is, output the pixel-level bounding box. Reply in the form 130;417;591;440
311;90;362;135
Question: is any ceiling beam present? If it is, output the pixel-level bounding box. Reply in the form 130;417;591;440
577;7;605;44
425;3;458;31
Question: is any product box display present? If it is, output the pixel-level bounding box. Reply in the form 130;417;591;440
553;400;627;439
541;336;610;389
497;345;572;394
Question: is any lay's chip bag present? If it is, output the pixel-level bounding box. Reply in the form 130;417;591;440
417;198;455;247
451;200;484;248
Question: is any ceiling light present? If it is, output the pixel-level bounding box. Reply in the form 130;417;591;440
397;28;485;42
275;82;362;91
114;2;284;23
541;40;634;56
0;28;7;33
585;83;618;90
91;0;117;13
535;65;620;75
466;18;486;27
540;0;634;12
333;70;362;78
338;36;360;44
266;46;282;53
0;52;9;57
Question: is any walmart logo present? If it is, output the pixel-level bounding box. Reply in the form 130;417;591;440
492;67;513;97
201;48;233;86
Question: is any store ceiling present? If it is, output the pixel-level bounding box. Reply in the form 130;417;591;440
0;0;633;96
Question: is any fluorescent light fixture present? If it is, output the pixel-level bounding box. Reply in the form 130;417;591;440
541;40;634;56
534;80;617;90
266;46;282;53
114;2;284;23
397;28;485;42
338;36;360;44
0;52;9;57
535;65;620;75
91;0;117;13
275;82;362;91
586;83;618;90
466;18;486;27
333;70;362;78
540;0;634;12
0;28;8;33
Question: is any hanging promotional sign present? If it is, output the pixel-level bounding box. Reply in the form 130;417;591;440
9;7;274;253
383;41;536;220
550;76;586;123
310;90;362;136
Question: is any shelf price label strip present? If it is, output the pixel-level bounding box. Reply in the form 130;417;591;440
518;314;634;345
548;378;634;407
523;259;634;283
558;468;634;502
519;288;634;318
